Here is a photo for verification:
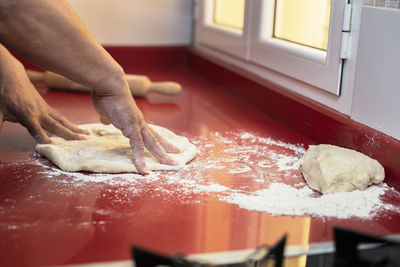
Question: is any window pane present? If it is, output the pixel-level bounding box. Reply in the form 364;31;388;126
214;0;245;30
273;0;331;51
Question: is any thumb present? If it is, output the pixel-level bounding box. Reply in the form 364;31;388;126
0;111;4;130
90;91;111;125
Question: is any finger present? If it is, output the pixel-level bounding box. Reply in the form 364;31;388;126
50;110;89;135
141;126;178;166
129;129;148;174
42;117;86;141
24;120;53;144
148;126;182;154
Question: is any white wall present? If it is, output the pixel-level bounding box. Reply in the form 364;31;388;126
351;6;400;140
67;0;192;46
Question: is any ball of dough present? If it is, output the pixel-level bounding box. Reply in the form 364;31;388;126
299;144;384;194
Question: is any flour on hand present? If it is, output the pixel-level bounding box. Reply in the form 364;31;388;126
35;123;198;173
299;144;384;194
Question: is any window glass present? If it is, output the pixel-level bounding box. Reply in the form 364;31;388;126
273;0;331;51
213;0;245;30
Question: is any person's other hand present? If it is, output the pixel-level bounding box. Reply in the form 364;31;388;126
0;51;88;143
91;88;181;174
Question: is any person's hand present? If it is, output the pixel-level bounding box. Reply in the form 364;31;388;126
0;0;181;174
0;49;88;143
91;88;181;174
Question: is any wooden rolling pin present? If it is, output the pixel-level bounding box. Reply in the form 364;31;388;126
26;70;182;97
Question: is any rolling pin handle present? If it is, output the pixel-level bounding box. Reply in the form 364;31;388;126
0;111;3;130
149;82;182;95
26;70;45;83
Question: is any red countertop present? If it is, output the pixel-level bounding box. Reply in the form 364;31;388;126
0;64;400;267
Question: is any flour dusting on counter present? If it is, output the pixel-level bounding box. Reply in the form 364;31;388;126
32;130;399;218
223;182;396;218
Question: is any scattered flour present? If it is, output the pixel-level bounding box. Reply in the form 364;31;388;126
228;166;252;174
30;131;399;219
223;182;396;218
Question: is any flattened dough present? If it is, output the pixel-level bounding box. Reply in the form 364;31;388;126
36;123;198;173
299;144;384;194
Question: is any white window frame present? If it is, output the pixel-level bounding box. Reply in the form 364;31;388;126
249;0;347;95
194;0;251;60
195;0;349;96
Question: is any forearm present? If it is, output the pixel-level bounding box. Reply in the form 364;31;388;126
0;0;126;95
0;43;26;92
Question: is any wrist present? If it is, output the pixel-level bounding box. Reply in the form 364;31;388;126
0;44;25;78
91;66;130;96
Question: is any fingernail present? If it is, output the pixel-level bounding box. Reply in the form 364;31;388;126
78;135;87;140
169;155;179;165
168;158;179;165
45;139;54;144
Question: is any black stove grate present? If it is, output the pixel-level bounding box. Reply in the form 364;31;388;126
131;227;400;267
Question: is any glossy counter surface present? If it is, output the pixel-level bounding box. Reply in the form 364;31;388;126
0;68;399;267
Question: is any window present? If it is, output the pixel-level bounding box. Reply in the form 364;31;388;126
273;0;331;51
213;0;245;30
195;0;350;95
194;0;249;59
